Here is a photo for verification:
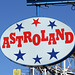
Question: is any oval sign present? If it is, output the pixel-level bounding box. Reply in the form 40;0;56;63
1;17;75;66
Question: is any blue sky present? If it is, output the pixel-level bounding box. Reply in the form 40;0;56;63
0;0;75;75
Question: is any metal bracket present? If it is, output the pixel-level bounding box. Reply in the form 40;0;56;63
71;3;75;10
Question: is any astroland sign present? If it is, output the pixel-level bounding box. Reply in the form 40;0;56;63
1;17;75;66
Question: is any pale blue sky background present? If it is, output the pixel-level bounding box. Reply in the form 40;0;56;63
0;0;75;75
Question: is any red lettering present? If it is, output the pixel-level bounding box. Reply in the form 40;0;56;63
56;28;64;40
2;37;10;48
41;30;48;41
2;29;74;48
65;32;74;43
33;34;40;46
48;33;57;45
16;36;23;47
10;33;16;44
23;31;32;43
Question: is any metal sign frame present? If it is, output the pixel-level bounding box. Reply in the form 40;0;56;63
27;0;75;6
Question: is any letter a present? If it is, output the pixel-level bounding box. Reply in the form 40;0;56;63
2;37;10;48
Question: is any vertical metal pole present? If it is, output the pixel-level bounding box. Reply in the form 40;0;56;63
60;62;62;69
44;68;46;75
74;57;75;69
55;65;57;75
60;62;62;74
32;67;34;75
29;67;30;75
36;5;40;17
64;60;66;75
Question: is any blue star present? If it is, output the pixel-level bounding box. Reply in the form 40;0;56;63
15;23;24;32
33;55;42;64
14;50;26;61
47;48;59;59
48;21;57;29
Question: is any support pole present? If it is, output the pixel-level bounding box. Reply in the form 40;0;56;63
36;5;40;17
44;68;46;75
32;67;34;75
74;58;75;69
55;65;57;75
60;62;62;74
64;60;66;74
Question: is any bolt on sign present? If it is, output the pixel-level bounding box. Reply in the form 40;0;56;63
1;17;75;66
13;69;21;75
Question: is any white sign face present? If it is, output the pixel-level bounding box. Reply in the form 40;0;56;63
1;17;75;66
